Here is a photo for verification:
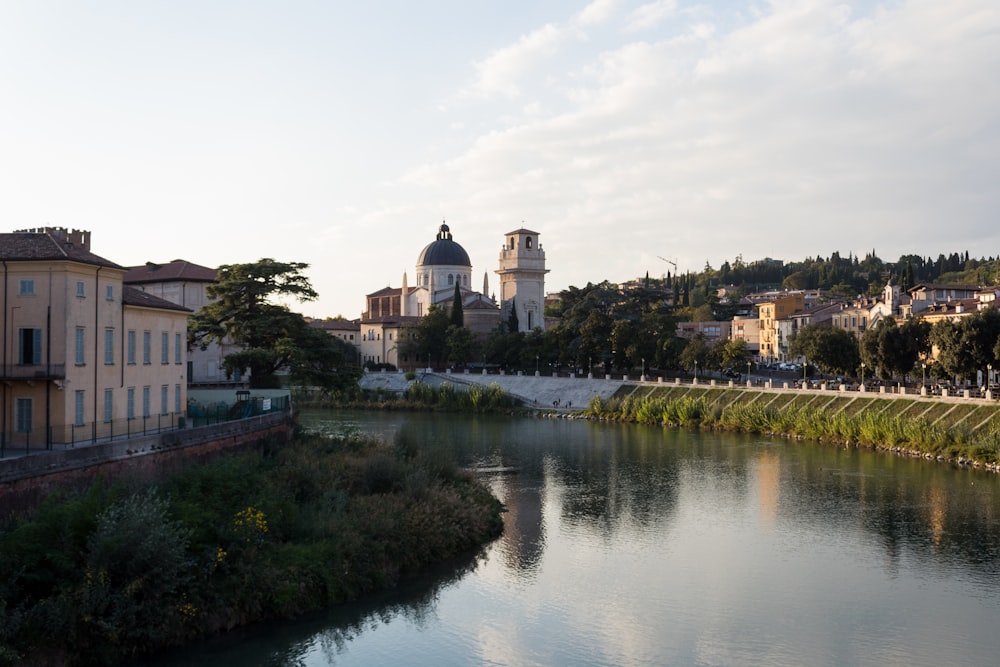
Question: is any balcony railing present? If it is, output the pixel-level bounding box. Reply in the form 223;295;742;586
0;364;67;380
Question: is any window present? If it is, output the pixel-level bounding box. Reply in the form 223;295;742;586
143;331;151;365
175;333;182;364
18;328;42;365
104;328;114;365
104;389;113;423
106;285;114;301
142;386;150;418
75;327;85;366
127;388;135;420
160;385;168;415
448;274;454;286
127;330;136;364
76;281;85;297
526;236;533;249
161;332;169;364
74;390;85;426
15;398;32;432
18;279;35;296
174;384;182;414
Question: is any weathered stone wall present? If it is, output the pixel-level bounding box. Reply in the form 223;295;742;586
0;412;292;516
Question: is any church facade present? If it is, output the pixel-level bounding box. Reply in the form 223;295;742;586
360;222;547;368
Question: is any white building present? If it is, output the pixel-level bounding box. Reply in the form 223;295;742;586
360;222;548;368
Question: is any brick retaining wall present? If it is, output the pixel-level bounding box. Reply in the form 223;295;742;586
0;412;292;516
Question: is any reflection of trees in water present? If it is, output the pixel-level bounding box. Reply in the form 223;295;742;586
141;550;486;667
554;426;684;539
775;444;1000;574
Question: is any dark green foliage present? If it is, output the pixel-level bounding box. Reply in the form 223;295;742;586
188;259;359;390
0;432;503;665
450;282;464;328
792;324;862;376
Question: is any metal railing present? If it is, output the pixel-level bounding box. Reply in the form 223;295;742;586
0;396;292;459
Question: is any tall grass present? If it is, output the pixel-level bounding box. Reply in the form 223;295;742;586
585;389;1000;466
403;381;518;412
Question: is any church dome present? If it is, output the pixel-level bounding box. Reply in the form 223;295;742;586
417;222;471;267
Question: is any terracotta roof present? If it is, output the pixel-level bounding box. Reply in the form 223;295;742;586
310;319;361;331
909;283;981;293
0;230;121;268
359;314;421;326
366;286;401;298
122;286;192;313
505;228;541;236
123;259;217;284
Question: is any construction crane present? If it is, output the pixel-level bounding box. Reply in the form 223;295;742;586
657;256;677;271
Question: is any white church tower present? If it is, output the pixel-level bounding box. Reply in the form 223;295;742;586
496;228;548;332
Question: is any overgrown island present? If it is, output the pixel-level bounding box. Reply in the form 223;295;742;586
0;427;504;666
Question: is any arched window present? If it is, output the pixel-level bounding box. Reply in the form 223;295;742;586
423;274;429;286
509;238;515;249
448;274;454;286
463;275;468;286
526;236;533;249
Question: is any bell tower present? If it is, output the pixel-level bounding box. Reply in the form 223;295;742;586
496;228;548;332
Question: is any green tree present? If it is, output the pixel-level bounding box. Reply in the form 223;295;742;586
450;282;464;328
398;305;450;368
718;338;751;372
790;325;860;376
189;259;352;388
860;317;930;382
679;334;710;375
446;324;476;366
507;298;519;333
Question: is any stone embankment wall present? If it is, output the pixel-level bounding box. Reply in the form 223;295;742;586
0;412;292;515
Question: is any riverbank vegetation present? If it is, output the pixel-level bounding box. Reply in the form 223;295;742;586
298;380;520;414
586;386;1000;467
0;431;504;666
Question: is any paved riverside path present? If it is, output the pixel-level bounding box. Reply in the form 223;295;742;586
359;369;627;410
359;369;1000;412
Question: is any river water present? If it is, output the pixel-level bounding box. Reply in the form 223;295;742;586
143;410;1000;666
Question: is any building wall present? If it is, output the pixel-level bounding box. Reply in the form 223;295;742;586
758;294;805;362
129;278;239;386
2;260;187;445
496;230;547;332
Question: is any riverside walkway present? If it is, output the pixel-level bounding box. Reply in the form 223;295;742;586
359;368;1000;411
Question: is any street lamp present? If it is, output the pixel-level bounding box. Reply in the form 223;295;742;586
989;363;993;391
535;354;539;374
861;362;865;388
641;357;645;380
747;361;751;381
694;360;698;381
922;362;926;389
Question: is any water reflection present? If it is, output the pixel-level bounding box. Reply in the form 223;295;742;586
137;550;487;667
188;409;1000;667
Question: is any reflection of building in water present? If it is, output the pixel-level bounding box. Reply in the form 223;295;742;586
493;476;545;573
757;452;780;528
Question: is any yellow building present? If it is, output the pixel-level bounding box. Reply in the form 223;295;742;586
2;228;190;449
758;293;805;362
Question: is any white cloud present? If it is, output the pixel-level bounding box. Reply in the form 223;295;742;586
466;24;570;99
577;0;621;27
625;0;678;32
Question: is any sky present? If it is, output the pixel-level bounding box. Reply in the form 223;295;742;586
1;0;998;318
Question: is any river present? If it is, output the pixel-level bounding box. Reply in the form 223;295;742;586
141;409;1000;666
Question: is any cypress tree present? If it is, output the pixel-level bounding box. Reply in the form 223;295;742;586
450;281;464;327
508;298;519;333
